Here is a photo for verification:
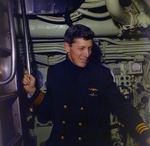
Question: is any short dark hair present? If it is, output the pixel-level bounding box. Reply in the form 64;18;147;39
64;24;94;46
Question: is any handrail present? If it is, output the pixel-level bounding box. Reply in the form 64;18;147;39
0;0;16;85
20;0;31;74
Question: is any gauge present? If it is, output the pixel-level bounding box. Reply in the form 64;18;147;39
131;63;141;71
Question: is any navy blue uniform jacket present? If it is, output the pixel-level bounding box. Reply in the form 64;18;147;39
31;58;150;146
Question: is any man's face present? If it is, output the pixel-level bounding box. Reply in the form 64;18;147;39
64;38;93;67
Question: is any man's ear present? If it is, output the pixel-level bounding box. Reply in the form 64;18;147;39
63;42;70;53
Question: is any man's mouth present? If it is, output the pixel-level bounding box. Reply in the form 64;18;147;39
80;58;88;63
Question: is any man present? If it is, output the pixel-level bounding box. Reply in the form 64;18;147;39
22;24;150;146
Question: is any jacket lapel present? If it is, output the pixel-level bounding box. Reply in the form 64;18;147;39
59;61;97;100
61;62;74;90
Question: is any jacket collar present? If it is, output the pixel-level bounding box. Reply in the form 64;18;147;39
72;63;92;95
61;57;98;100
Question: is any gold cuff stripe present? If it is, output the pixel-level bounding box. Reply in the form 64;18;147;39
139;128;149;134
36;91;44;105
137;125;147;133
136;123;150;134
34;91;42;105
136;123;145;131
33;91;45;105
33;91;42;105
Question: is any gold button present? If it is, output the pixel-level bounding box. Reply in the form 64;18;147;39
62;121;65;124
61;136;65;140
29;107;33;112
79;123;82;126
64;105;67;109
78;137;82;141
80;107;84;111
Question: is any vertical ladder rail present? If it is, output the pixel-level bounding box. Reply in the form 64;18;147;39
0;0;16;85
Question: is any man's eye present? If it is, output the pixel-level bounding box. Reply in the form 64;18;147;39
79;48;84;50
89;48;92;51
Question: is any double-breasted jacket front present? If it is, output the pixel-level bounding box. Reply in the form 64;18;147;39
31;59;150;146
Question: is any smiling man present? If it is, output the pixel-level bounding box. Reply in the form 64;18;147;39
63;24;93;68
64;38;92;67
22;24;150;146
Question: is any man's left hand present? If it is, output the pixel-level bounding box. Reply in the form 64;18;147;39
146;137;150;145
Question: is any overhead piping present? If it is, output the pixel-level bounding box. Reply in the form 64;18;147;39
105;0;150;29
105;0;131;25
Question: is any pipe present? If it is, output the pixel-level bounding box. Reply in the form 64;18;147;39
105;0;131;25
105;0;150;29
15;18;122;38
104;56;134;59
98;38;150;45
20;0;31;74
80;1;105;8
85;0;103;2
137;13;150;28
36;1;107;22
76;8;110;18
36;13;82;22
35;55;66;65
0;0;16;85
102;48;150;54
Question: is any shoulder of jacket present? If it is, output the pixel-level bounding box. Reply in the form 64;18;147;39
101;63;112;71
101;64;115;82
48;59;65;70
91;62;110;72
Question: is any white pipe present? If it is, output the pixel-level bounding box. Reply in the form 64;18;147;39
98;38;150;45
85;0;104;2
104;56;134;59
76;8;109;18
15;18;122;38
80;1;105;8
102;48;150;54
137;13;150;28
101;46;150;52
36;13;82;22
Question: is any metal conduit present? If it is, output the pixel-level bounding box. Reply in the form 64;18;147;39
0;0;16;85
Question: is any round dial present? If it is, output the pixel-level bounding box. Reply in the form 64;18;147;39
132;63;141;71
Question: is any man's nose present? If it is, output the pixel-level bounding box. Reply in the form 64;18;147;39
84;49;90;57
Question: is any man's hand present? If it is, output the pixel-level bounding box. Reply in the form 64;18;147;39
146;137;150;145
22;70;36;96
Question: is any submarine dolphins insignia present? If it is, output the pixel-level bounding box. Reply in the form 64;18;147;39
88;88;98;91
88;88;98;96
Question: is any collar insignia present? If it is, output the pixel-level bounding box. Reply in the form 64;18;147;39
88;88;98;91
89;93;97;96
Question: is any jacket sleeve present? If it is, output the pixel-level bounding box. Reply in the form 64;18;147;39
28;67;55;124
103;67;150;144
